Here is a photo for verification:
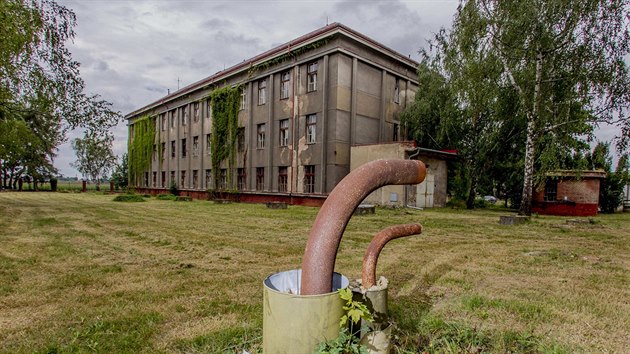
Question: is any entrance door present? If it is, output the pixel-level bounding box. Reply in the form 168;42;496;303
416;172;434;208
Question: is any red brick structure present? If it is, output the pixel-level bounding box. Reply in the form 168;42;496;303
532;170;606;216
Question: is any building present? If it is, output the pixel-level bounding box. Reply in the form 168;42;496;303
125;23;419;204
532;170;607;216
350;142;456;208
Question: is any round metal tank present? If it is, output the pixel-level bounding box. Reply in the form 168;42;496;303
263;269;349;354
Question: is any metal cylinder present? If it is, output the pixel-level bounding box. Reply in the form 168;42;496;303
263;269;349;354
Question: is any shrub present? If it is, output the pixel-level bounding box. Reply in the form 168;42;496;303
50;178;58;192
113;195;145;202
169;181;178;196
156;194;176;201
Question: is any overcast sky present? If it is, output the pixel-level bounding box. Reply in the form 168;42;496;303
54;0;621;177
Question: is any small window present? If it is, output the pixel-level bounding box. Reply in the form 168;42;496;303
279;119;289;147
170;140;176;158
170;171;176;186
258;79;267;105
161;171;166;188
193;102;200;122
161;113;166;131
307;62;318;92
152;172;157;187
152;144;157;161
181;107;188;126
205;169;212;188
280;71;290;99
219;169;228;190
181;138;187;158
144;172;149;187
257;123;266;149
161;142;165;161
240;88;246;110
170;111;176;128
180;170;186;189
192;170;198;189
256;167;265;191
544;179;558;201
206;134;211;154
237;127;245;152
207;101;212;120
278;166;288;192
306;114;316;144
394;78;400;104
393;123;399;142
237;168;246;190
304;165;315;193
192;136;199;157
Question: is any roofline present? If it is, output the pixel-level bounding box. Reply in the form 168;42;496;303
125;23;419;120
547;170;607;178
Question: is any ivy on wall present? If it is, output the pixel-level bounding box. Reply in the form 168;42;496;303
209;85;241;190
128;115;156;186
247;36;332;77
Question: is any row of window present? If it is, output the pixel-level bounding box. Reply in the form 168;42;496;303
152;115;319;161
144;166;315;193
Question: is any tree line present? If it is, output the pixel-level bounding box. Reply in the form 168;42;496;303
402;0;630;214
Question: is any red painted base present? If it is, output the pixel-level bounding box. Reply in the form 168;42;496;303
532;201;598;217
134;188;326;207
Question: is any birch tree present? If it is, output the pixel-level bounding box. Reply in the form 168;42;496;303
72;133;117;191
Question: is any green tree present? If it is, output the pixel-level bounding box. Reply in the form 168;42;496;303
587;142;629;213
110;153;128;191
71;133;117;191
450;0;630;215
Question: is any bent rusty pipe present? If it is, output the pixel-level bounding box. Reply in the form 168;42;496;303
300;159;426;295
362;223;422;288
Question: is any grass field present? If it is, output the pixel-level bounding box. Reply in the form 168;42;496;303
0;192;628;353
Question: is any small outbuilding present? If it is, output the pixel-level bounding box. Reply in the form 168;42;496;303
350;142;456;208
532;170;606;217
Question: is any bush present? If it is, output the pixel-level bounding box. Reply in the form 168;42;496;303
169;181;178;196
113;195;145;202
156;194;176;201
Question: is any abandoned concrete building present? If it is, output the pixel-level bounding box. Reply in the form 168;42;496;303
125;23;423;205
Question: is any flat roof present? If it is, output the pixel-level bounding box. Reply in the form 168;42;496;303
126;23;419;120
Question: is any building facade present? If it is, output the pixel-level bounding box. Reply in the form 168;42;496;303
532;170;606;216
125;23;419;203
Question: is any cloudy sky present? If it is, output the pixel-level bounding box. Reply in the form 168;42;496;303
54;0;621;177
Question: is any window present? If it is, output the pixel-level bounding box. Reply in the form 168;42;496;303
192;170;198;189
207;101;212;118
237;127;245;152
304;165;315;193
256;167;265;191
193;102;200;122
279;119;289;146
393;123;399;142
257;123;266;149
152;172;157;187
171;141;176;158
307;62;318;92
193;136;199;157
181;138;187;158
219;169;227;190
206;134;211;154
394;78;400;104
161;113;166;131
180;170;186;188
258;79;267;105
240;88;246;110
170;171;175;186
306;114;316;144
181;107;188;126
278;166;288;192
144;172;149;187
205;169;212;188
170;111;175;128
280;71;290;99
237;168;246;190
152;144;157;161
544;179;558;201
161;142;165;161
161;171;166;188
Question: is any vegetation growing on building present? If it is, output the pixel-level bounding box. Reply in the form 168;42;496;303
209;85;241;189
247;36;332;77
128;115;156;186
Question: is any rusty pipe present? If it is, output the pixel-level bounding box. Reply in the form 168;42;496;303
300;159;426;295
362;223;422;288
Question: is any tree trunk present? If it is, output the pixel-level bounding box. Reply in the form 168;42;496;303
466;175;478;209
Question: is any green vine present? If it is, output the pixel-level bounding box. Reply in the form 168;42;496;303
247;36;332;77
209;85;241;190
128;115;156;187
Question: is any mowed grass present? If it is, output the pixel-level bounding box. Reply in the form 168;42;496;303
0;192;628;353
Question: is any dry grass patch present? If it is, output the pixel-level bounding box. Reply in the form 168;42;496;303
0;193;628;353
